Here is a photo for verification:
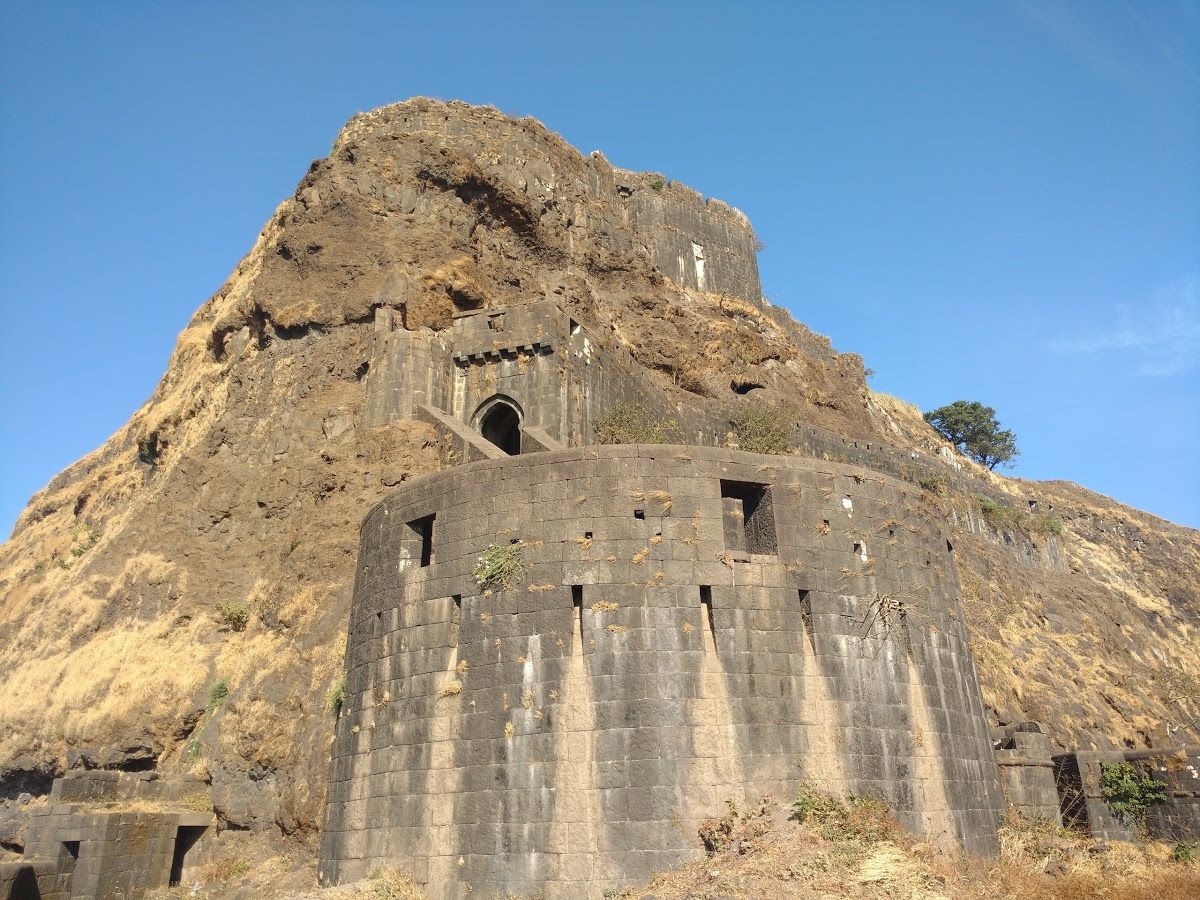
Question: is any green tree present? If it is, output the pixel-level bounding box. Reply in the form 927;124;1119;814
923;400;1019;470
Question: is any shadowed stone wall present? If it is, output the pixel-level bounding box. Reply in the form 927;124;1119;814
318;445;1005;898
13;772;215;900
1055;747;1200;841
994;723;1061;824
363;301;717;447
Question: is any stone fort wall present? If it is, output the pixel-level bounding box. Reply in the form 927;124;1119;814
318;445;1005;898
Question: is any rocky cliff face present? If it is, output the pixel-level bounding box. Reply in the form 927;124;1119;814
1;99;1196;841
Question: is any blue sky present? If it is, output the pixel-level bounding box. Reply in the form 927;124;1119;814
1;1;1197;533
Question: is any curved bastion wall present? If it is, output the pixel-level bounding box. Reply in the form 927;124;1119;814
318;445;1005;898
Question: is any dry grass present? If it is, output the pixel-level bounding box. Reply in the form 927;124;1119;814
623;796;1200;900
649;489;674;512
353;867;427;899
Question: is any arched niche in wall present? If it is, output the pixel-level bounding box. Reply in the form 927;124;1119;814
475;395;523;455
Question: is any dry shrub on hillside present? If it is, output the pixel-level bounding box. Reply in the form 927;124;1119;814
624;793;1200;900
357;867;426;900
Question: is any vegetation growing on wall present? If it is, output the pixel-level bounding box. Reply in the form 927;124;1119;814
1101;761;1167;826
594;401;677;444
729;405;793;454
973;494;1064;537
474;541;526;592
327;674;347;716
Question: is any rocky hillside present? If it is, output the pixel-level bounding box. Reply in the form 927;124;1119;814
1;99;1197;843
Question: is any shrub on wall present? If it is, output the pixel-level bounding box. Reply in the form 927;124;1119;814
1100;761;1166;826
729;406;793;455
593;402;676;445
474;541;526;592
327;674;347;716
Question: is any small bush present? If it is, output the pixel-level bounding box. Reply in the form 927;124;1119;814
207;678;230;714
1173;839;1197;863
790;784;899;844
68;523;101;558
1101;761;1167;825
474;541;526;592
327;674;346;715
593;402;676;445
975;494;1020;531
729;406;792;455
918;474;946;495
973;495;1065;539
1028;514;1065;537
215;599;249;632
364;866;426;900
648;176;665;191
698;797;773;854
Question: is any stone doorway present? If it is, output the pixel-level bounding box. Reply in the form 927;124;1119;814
479;399;522;455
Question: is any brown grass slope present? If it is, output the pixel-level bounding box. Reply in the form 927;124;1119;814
0;100;1197;846
143;795;1200;899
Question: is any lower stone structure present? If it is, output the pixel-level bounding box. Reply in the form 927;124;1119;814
4;772;214;900
319;445;1006;898
1055;746;1200;841
994;723;1061;824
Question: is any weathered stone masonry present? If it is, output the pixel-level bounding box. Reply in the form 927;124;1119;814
319;446;1006;897
0;771;214;900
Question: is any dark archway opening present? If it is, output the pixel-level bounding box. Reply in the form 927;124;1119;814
480;402;521;455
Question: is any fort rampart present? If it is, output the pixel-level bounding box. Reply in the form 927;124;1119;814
318;445;1005;897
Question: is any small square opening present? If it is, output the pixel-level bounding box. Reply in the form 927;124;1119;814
634;509;645;520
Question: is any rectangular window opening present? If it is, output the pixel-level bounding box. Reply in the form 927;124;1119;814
405;513;435;567
572;586;584;652
798;590;815;653
570;318;581;335
448;600;460;672
720;480;777;555
634;508;645;520
63;841;80;861
700;585;717;652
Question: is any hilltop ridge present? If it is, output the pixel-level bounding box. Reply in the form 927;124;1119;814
1;99;1197;850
